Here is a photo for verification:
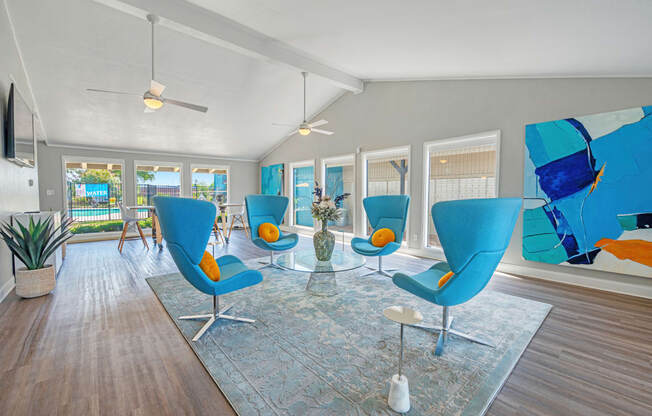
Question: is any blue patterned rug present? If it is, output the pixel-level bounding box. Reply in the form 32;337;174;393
146;258;551;415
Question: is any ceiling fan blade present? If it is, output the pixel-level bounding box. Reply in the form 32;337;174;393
86;88;141;96
309;119;328;128
272;122;296;127
312;128;334;135
149;80;166;97
289;129;299;136
163;98;208;113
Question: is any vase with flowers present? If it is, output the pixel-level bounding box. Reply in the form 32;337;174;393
311;182;350;261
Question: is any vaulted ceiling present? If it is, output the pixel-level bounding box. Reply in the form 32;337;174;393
7;0;652;160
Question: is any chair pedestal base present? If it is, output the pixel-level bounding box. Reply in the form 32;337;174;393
258;251;284;270
179;296;255;341
408;306;494;355
359;256;396;277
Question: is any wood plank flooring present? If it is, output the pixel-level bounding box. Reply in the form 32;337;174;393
0;231;650;415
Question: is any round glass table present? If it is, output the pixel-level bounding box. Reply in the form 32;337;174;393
276;249;366;296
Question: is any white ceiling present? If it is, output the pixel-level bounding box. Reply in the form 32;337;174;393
190;0;652;80
7;0;652;160
7;0;342;160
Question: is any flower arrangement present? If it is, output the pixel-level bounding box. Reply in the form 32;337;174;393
311;182;350;224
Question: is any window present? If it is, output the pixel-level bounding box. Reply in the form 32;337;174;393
424;131;499;248
191;165;229;203
363;146;410;241
322;155;355;234
135;161;182;211
290;161;315;228
64;158;124;227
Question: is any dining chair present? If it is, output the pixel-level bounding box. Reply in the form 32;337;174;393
351;195;410;277
153;196;263;341
244;194;298;269
392;198;521;355
227;204;249;239
118;203;149;252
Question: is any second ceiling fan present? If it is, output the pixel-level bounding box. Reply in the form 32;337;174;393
273;72;333;136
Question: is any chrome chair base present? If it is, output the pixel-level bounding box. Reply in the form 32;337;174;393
179;296;255;341
257;251;284;270
359;256;396;277
408;306;494;355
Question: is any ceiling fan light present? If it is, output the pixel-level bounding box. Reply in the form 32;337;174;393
144;97;163;109
298;127;311;136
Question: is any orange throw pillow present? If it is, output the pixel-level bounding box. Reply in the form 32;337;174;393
199;251;220;281
371;228;396;247
258;222;280;242
438;271;454;288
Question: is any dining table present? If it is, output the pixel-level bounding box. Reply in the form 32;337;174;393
216;203;244;244
127;205;162;249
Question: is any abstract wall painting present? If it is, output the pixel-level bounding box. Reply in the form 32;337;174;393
261;163;284;195
523;106;652;278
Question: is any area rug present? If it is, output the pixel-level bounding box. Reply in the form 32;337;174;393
146;258;551;415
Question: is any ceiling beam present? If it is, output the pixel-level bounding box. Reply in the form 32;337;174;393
93;0;364;94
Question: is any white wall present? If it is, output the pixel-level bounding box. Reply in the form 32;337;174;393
0;2;41;301
261;78;652;298
37;143;259;213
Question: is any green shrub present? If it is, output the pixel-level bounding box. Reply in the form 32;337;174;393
71;218;152;234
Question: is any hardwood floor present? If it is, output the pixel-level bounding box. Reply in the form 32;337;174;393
0;231;650;415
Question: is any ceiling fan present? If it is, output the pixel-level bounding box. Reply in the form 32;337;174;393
273;72;333;136
86;14;208;114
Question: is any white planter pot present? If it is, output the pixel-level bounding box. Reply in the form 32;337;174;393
15;265;56;298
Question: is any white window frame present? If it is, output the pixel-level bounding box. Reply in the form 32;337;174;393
288;159;316;231
61;155;126;216
320;153;356;236
190;163;230;203
360;145;411;243
134;160;184;204
421;129;501;253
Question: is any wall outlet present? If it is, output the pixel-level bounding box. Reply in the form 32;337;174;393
412;233;418;242
46;189;55;196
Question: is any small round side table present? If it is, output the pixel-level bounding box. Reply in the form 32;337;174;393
383;305;423;413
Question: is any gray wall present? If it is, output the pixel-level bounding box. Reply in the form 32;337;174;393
38;143;259;212
0;3;41;299
261;78;652;296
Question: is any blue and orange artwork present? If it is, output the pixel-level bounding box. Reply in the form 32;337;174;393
261;163;284;196
523;106;652;278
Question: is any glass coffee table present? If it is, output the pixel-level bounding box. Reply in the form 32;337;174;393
276;249;366;296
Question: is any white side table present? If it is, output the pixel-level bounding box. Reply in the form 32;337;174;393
383;305;423;413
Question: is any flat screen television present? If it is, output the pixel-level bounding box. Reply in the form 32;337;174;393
4;83;35;168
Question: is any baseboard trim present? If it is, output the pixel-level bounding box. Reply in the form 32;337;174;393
497;262;652;299
0;278;15;304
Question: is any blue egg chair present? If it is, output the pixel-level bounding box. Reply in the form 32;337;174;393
245;194;299;269
392;198;521;355
351;195;410;277
154;196;263;342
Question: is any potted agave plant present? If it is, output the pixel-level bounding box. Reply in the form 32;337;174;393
311;182;350;261
0;216;73;298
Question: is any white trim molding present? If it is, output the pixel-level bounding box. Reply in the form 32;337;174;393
287;159;316;232
190;163;230;203
133;159;184;200
360;145;411;244
61;155;127;217
421;129;501;251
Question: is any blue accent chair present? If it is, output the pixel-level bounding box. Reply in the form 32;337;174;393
352;195;410;277
392;198;521;355
245;194;298;269
153;196;263;341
